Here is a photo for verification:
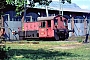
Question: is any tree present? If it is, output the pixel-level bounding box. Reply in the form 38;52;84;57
0;0;7;27
0;0;6;18
0;0;6;10
61;0;71;4
34;0;52;6
66;0;71;3
6;0;52;16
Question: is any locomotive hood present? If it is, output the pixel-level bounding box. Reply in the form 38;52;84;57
37;16;55;21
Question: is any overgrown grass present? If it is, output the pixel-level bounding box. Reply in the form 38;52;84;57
5;41;90;60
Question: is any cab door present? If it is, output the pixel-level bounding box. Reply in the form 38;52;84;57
47;20;53;37
39;21;47;37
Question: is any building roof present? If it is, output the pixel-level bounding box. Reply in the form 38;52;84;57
33;1;90;13
49;1;80;9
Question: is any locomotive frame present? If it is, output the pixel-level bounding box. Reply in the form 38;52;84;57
18;15;74;40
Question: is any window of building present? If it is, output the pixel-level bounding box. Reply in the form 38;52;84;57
77;19;84;23
64;19;67;26
68;20;71;23
74;20;78;23
87;20;89;23
26;16;32;22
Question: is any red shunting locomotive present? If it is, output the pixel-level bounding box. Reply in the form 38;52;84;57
18;15;74;40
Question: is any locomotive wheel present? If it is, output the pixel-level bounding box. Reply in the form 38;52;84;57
66;33;69;39
59;33;66;40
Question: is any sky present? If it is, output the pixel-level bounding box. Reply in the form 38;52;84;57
52;0;90;10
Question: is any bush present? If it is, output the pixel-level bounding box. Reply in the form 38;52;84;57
0;40;10;60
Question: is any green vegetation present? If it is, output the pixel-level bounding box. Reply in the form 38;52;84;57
0;40;10;60
76;36;83;43
4;41;90;60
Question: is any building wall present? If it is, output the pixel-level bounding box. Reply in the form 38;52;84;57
4;21;21;40
2;8;90;40
3;10;22;40
68;16;85;37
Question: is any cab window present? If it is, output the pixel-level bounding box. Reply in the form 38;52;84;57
47;20;51;27
54;18;58;25
41;21;46;28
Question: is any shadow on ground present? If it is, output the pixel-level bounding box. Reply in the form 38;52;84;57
8;48;80;60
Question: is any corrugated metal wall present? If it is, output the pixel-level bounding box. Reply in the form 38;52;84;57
4;21;21;40
68;19;85;37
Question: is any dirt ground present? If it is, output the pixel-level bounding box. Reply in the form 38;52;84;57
49;36;90;50
50;42;82;49
54;36;90;49
2;36;90;50
68;36;90;42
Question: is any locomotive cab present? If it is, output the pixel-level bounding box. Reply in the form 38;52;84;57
38;16;54;38
53;16;69;40
38;15;69;40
